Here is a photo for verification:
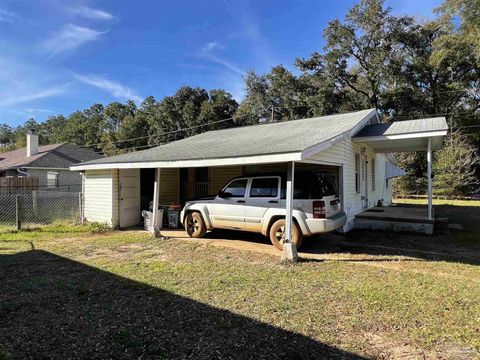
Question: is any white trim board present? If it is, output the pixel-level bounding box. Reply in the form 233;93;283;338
352;130;447;143
71;152;303;171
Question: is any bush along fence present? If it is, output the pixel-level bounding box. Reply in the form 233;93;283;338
0;191;83;230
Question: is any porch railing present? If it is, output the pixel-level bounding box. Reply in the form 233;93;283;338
195;182;209;197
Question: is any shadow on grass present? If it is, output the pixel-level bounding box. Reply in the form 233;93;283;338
0;250;365;359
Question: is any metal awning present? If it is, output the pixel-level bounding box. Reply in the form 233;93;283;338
385;162;405;179
352;117;448;153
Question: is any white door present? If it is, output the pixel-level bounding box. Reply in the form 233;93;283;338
210;178;248;229
245;177;280;231
119;169;140;228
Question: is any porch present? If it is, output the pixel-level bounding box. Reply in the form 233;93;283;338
354;204;434;234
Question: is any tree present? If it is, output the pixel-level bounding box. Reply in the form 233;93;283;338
148;87;238;144
62;104;106;151
433;131;480;196
433;0;480;64
235;66;309;125
235;70;269;125
199;89;238;130
0;124;14;148
40;115;68;144
299;0;398;109
101;101;138;155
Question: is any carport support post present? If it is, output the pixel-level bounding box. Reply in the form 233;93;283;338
282;161;298;262
152;168;163;238
427;137;433;220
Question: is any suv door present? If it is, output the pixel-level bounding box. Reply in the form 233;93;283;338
210;178;248;229
245;176;280;232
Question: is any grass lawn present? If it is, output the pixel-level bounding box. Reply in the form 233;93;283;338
1;201;480;359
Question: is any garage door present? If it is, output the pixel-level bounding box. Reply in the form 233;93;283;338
119;169;140;228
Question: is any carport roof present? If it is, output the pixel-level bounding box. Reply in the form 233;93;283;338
72;108;377;170
352;117;448;153
353;117;447;138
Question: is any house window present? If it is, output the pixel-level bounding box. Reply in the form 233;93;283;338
386;178;389;189
355;153;360;193
371;158;376;191
47;172;58;188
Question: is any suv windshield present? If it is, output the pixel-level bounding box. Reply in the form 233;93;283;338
315;173;338;196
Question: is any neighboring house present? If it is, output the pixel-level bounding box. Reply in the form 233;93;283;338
0;133;102;192
71;108;447;231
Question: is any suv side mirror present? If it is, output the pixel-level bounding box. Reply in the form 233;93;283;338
218;191;232;198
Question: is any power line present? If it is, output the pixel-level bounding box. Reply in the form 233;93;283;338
80;113;259;151
388;110;480;119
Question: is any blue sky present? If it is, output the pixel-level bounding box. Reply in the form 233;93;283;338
0;0;442;126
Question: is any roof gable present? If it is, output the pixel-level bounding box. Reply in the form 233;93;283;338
0;143;102;170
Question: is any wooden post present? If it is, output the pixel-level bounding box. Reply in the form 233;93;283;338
15;195;21;230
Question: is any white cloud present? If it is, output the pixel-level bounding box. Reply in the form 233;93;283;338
75;74;142;103
25;108;54;114
70;6;115;20
0;57;70;119
0;85;67;106
200;41;244;76
203;41;225;51
0;9;17;23
40;24;106;57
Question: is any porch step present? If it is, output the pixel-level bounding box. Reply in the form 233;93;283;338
354;217;434;235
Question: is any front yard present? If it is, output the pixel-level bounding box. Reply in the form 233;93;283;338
1;200;480;359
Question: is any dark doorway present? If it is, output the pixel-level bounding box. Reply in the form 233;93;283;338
140;168;155;210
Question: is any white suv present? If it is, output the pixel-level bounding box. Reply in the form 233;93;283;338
180;172;346;250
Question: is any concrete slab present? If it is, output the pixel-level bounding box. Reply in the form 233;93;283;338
356;205;433;224
354;205;434;235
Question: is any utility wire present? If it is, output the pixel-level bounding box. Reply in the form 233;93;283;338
82;114;246;149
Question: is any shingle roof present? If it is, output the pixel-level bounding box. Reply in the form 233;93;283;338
353;117;448;138
75;108;376;168
0;143;102;171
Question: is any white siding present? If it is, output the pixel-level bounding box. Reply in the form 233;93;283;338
84;169;115;226
305;139;392;231
112;169;119;227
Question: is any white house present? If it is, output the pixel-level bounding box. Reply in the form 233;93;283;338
71;108;447;234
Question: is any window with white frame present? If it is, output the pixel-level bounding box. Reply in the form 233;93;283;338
47;171;58;188
355;153;360;193
371;158;376;191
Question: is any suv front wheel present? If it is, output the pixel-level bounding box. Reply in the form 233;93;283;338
269;219;303;251
184;212;207;238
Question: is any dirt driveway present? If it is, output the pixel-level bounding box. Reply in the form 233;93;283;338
157;226;480;265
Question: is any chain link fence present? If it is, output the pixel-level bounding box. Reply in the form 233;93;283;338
0;191;82;230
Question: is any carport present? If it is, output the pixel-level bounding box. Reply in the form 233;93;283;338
71;109;448;261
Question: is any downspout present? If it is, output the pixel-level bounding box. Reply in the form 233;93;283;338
16;168;29;177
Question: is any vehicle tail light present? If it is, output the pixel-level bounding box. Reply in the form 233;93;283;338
313;201;326;218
